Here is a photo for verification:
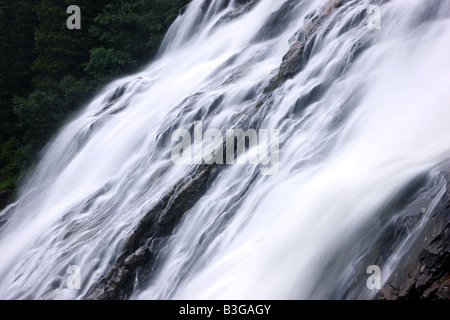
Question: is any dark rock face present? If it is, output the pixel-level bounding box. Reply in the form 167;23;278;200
279;0;346;76
342;165;450;300
216;0;260;23
85;164;220;300
259;0;349;100
108;85;127;103
84;0;450;300
377;166;450;300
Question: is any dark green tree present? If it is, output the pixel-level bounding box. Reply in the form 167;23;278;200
86;0;190;81
0;0;40;191
32;0;109;90
0;0;191;201
0;0;39;139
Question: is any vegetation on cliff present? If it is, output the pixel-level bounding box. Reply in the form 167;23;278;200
0;0;189;203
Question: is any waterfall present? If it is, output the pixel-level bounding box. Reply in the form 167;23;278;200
0;0;449;300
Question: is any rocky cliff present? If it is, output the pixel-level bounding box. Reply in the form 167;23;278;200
378;165;450;300
83;0;450;300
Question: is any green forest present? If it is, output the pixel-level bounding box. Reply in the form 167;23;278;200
0;0;190;204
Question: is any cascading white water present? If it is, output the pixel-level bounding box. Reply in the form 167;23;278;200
0;0;449;300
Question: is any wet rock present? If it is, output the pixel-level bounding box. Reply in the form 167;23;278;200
85;164;220;300
343;166;449;300
124;246;149;270
217;0;260;23
201;0;237;15
50;278;62;289
253;0;301;42
259;0;349;103
377;166;450;300
179;4;189;16
107;85;127;104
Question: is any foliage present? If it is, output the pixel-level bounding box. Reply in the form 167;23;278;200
0;0;190;199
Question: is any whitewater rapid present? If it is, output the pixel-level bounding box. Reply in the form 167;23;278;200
0;0;449;299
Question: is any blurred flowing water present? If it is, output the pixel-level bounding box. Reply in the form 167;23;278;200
0;0;449;299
